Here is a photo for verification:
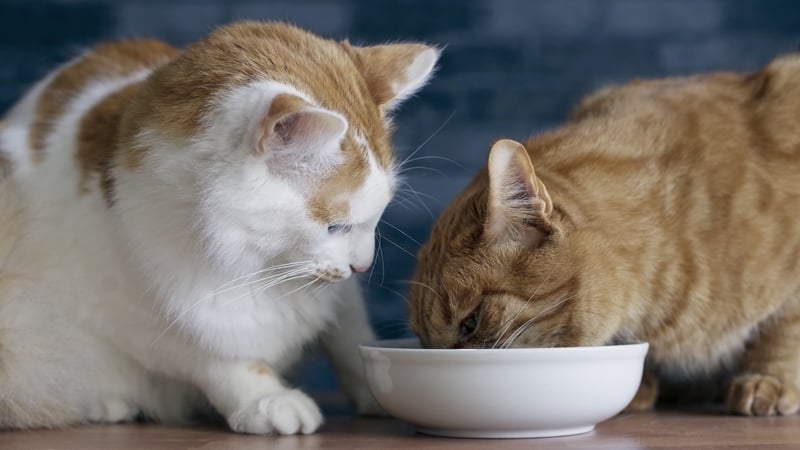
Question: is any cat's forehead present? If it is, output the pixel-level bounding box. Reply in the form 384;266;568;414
143;22;392;163
305;134;394;225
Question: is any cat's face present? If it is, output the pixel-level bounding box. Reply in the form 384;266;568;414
410;140;610;349
120;22;439;282
197;87;395;282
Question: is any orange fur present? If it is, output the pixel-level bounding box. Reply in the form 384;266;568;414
410;54;800;416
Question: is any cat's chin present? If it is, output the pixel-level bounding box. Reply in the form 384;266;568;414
311;268;350;283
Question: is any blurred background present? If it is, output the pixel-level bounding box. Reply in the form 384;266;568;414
1;0;798;403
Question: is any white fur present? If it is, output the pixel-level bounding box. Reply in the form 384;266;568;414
0;72;393;433
385;47;440;111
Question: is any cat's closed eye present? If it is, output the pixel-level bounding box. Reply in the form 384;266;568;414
327;223;352;234
459;309;479;339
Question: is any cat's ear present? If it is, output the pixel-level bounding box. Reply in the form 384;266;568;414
485;139;554;246
343;42;440;111
256;93;348;174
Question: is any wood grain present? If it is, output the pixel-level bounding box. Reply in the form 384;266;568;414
2;409;799;449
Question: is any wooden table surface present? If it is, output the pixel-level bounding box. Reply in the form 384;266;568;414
3;409;800;450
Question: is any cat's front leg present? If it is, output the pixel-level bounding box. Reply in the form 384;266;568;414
320;279;384;415
727;299;800;416
624;369;659;412
195;358;322;434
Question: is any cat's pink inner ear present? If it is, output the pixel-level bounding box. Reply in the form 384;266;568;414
257;94;347;172
343;42;440;111
486;139;552;245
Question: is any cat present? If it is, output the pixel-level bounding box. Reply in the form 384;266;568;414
0;21;438;434
408;54;800;417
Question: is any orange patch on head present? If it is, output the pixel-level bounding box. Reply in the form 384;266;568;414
30;39;179;164
124;21;394;170
304;132;371;224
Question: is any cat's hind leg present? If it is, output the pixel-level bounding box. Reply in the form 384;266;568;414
0;278;150;429
727;298;800;416
624;369;659;412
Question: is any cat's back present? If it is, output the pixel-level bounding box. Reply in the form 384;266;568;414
529;53;800;207
565;53;800;162
0;39;179;178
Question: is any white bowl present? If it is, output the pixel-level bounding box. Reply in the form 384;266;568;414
359;338;648;439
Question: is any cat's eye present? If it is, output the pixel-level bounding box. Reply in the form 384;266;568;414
327;223;352;234
459;310;479;339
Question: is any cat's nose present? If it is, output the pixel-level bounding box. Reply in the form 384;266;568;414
350;264;370;273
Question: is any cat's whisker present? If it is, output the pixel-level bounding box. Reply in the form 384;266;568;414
397;184;438;202
368;228;380;285
379;219;423;247
396;110;455;171
379;234;417;259
202;261;312;299
221;268;313;306
397;181;434;220
372;285;412;306
207;263;313;300
276;274;324;299
400;279;444;303
185;267;309;315
374;321;413;337
500;294;577;349
501;315;538;349
151;267;311;345
400;155;465;170
508;295;576;347
397;165;446;177
198;263;312;307
310;280;330;295
367;227;388;287
377;226;386;287
492;270;556;349
389;195;415;211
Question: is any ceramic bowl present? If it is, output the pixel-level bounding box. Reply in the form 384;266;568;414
359;338;648;439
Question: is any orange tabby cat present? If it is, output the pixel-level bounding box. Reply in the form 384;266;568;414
409;54;800;416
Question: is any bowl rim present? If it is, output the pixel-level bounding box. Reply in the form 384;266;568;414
359;337;649;362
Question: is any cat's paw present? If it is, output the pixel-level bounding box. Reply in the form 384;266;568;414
227;389;323;435
86;398;140;424
728;374;800;416
623;371;659;413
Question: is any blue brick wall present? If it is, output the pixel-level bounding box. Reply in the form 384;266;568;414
1;0;798;396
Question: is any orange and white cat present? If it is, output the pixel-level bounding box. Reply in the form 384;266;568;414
0;21;438;434
410;55;800;417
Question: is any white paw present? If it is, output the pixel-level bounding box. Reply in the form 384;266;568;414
227;389;323;435
87;398;139;424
